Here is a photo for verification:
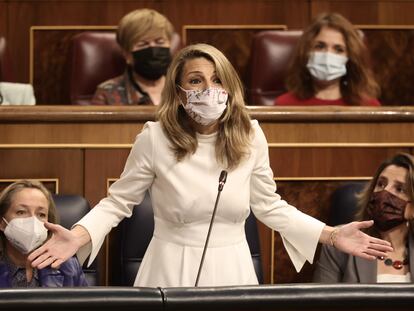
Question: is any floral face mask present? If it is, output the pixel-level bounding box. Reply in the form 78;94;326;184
179;86;228;126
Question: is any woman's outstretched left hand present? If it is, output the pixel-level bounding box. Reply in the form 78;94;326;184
333;220;393;260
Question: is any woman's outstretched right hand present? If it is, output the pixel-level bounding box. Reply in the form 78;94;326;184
28;222;84;269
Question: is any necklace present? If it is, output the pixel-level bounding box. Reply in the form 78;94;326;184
377;255;410;270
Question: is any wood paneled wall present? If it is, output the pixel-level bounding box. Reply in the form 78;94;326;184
2;0;414;83
1;105;414;285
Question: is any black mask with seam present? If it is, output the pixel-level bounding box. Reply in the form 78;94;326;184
132;46;171;81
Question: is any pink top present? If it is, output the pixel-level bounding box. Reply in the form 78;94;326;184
274;92;381;106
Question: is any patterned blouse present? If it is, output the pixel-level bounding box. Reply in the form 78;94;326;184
91;67;153;105
2;254;39;288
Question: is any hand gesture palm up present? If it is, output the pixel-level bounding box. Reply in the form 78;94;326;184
334;220;393;260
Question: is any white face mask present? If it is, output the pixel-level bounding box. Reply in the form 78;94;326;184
306;51;348;81
179;86;228;126
3;216;48;254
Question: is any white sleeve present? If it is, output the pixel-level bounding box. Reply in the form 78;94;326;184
249;120;325;272
75;122;156;266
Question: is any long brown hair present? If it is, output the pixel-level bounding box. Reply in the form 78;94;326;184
356;153;414;237
286;12;379;105
157;44;252;170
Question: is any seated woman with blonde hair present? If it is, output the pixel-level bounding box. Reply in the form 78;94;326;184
92;8;174;105
275;12;380;106
0;180;87;287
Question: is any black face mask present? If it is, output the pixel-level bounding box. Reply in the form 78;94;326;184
132;47;171;80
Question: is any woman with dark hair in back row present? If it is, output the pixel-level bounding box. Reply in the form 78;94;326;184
275;12;380;106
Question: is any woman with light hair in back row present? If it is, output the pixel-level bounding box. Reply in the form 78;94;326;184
92;8;174;105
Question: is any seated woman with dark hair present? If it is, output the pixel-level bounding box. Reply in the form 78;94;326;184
314;153;414;283
275;12;380;106
0;180;87;287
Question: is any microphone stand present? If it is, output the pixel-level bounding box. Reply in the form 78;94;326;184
195;171;227;287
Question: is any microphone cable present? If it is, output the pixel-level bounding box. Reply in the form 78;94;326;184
195;170;228;287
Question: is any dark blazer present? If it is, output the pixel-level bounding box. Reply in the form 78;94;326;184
0;257;88;287
313;234;414;283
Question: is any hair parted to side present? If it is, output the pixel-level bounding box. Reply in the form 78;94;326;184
0;179;58;254
355;153;414;237
116;8;174;52
286;12;379;105
157;43;253;170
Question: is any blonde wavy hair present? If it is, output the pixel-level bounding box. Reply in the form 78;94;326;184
116;8;174;52
157;43;252;170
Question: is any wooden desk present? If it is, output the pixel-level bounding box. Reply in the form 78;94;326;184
1;105;414;285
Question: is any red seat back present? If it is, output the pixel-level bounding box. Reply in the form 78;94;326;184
69;31;181;105
246;30;302;106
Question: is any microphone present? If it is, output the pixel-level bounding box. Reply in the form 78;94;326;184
218;170;227;191
195;170;228;287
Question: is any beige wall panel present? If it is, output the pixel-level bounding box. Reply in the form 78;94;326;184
269;147;412;177
84;149;130;207
2;122;414;145
0;2;7;37
0;148;84;195
4;0;414;83
311;0;414;24
311;0;379;23
261;122;414;144
6;0;162;82
4;0;289;83
84;148;130;285
0;123;143;144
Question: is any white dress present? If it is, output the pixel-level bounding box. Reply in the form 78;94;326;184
76;120;324;287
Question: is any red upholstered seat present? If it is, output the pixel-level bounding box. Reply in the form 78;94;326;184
246;30;302;106
69;32;124;105
69;31;181;105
